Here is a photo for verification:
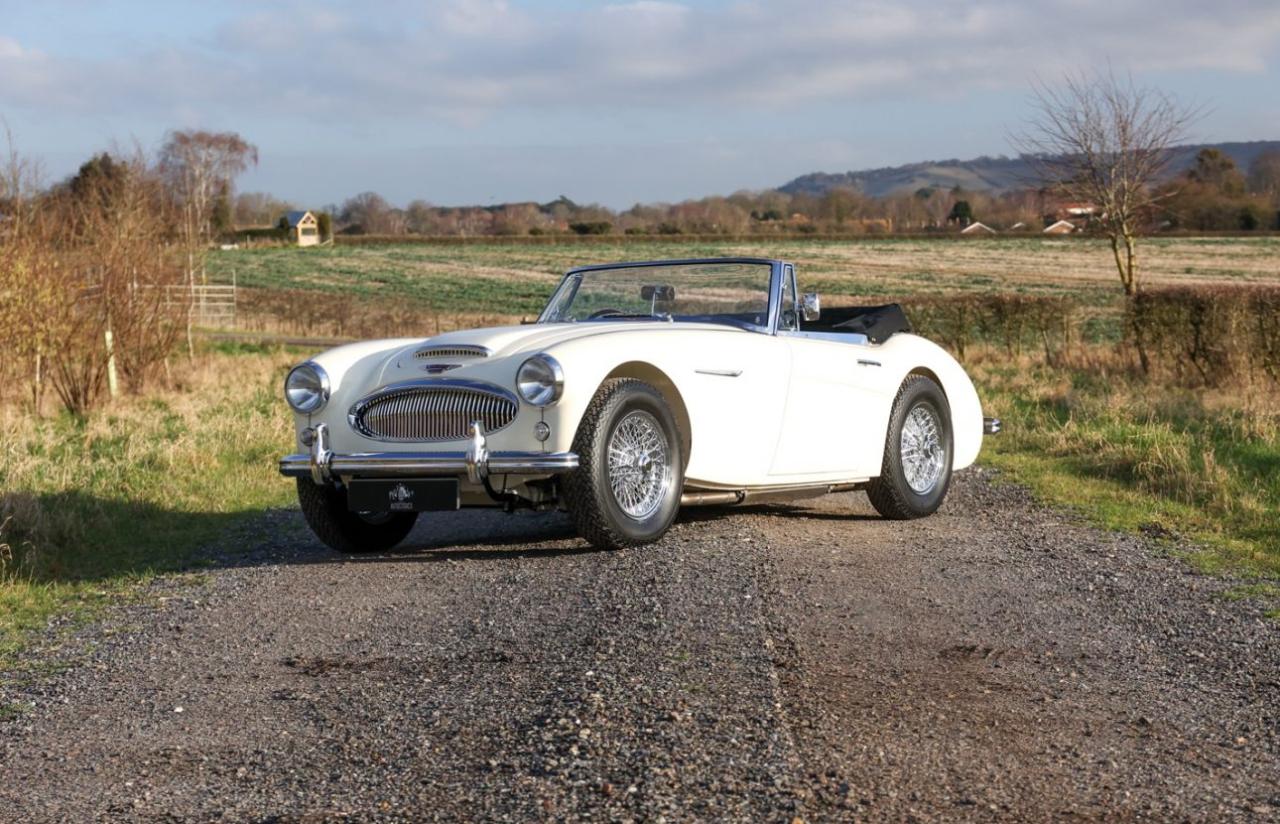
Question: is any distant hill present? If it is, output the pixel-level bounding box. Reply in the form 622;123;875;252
778;141;1280;198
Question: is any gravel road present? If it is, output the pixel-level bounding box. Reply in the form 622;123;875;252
2;469;1277;822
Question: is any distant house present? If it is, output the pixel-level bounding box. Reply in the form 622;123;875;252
1043;201;1100;230
1059;202;1098;218
1043;219;1078;235
960;221;996;235
280;210;320;247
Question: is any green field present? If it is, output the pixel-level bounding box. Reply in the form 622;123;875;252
210;236;1280;318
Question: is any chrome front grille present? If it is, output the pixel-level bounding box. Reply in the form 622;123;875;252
349;380;517;442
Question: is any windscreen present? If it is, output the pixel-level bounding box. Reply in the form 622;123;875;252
540;261;773;331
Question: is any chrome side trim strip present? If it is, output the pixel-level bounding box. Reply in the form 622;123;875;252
694;368;743;377
778;330;872;346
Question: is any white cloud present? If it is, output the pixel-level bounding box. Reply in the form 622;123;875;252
0;0;1277;120
0;36;28;59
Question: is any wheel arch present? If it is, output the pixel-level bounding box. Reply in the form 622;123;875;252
597;361;693;469
889;356;983;471
906;365;946;399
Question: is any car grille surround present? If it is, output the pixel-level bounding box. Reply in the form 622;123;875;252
349;380;518;442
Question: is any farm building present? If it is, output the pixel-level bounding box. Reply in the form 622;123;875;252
1043;219;1079;235
960;221;996;235
280;210;320;247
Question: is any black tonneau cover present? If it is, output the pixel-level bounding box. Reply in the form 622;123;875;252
805;303;912;344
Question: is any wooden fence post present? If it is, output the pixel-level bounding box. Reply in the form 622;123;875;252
32;352;42;414
105;327;119;399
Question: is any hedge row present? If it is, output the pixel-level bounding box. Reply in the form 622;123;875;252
892;286;1280;386
1126;285;1280;385
899;294;1079;362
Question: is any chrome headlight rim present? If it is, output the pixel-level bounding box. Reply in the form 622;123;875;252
285;361;330;414
516;354;564;407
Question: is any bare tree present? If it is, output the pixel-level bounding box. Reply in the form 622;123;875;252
158;130;258;251
158;130;256;357
1014;70;1199;295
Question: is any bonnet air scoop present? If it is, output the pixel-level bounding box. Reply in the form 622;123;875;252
414;344;492;360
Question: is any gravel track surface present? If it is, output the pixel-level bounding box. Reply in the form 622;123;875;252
1;469;1277;822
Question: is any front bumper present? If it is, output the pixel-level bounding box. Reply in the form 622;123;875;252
280;422;579;485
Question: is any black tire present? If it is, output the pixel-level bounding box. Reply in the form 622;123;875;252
295;477;418;553
866;375;954;520
564;379;684;550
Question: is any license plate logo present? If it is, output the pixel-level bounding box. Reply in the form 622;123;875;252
388;482;415;511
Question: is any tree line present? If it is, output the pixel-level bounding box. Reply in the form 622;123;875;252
232;150;1280;242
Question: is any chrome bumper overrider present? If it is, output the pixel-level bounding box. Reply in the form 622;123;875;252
280;422;579;485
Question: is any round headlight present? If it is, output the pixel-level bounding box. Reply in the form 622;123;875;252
285;362;330;414
516;354;564;407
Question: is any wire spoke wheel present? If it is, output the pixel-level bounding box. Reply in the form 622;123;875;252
606;410;672;520
900;404;945;494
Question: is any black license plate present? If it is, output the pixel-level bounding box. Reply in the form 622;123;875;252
346;479;460;513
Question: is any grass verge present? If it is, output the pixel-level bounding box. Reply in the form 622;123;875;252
971;352;1280;579
0;350;298;661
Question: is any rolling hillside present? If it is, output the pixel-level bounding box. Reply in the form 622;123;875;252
779;141;1280;198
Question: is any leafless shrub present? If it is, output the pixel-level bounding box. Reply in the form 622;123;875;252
0;143;186;414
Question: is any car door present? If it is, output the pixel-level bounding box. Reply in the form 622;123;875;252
769;266;895;479
662;328;793;487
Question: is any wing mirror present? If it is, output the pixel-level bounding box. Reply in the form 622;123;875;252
801;292;821;322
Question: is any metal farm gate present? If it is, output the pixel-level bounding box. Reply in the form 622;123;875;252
166;283;237;328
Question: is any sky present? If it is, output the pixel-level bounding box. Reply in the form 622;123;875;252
1;0;1278;209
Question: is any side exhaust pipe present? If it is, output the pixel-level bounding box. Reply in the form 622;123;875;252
680;490;745;507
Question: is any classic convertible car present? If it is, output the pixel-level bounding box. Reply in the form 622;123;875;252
280;258;999;551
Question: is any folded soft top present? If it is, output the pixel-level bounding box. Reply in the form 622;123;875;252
806;303;912;344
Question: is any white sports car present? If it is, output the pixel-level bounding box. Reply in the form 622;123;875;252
280;258;999;551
